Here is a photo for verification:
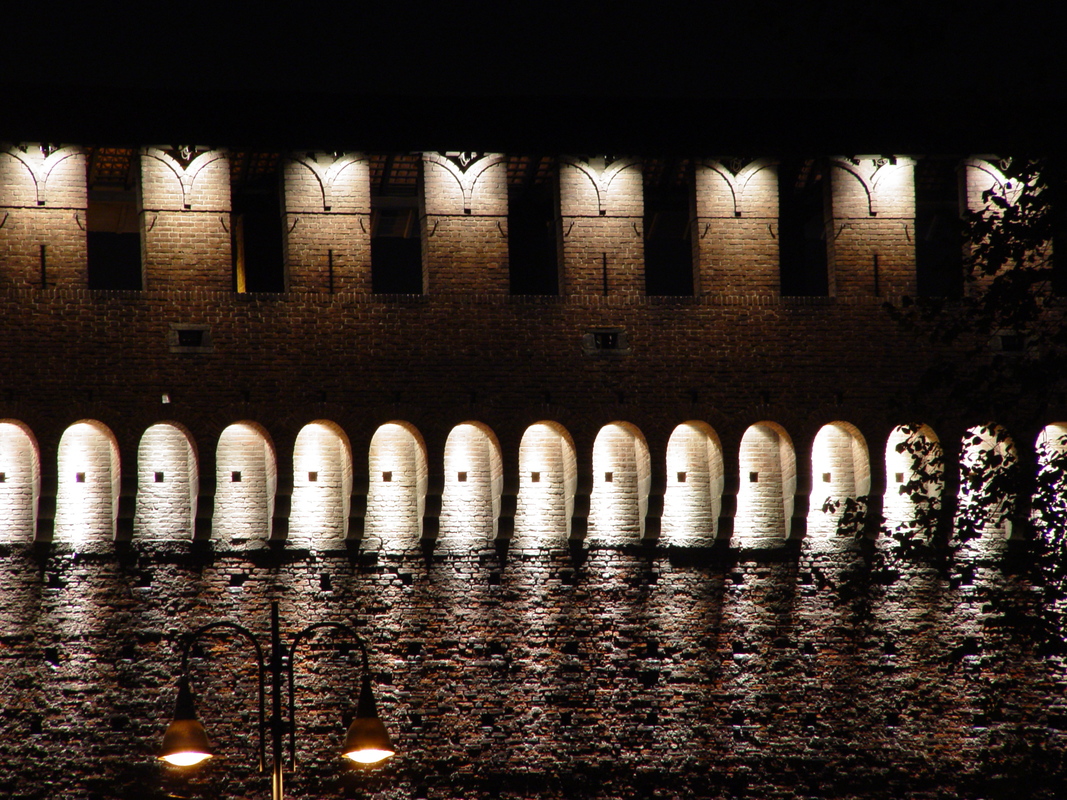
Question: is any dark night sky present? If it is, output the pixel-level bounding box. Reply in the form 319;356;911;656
3;2;1063;152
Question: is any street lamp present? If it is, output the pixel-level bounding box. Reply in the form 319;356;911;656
157;602;395;800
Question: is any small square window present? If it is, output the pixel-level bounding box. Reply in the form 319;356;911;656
308;471;318;482
231;471;242;482
458;471;467;482
177;329;204;348
677;471;687;483
822;472;831;483
604;472;613;482
749;471;758;483
154;472;164;483
75;472;86;483
531;471;540;483
0;472;5;482
382;471;392;482
895;472;905;484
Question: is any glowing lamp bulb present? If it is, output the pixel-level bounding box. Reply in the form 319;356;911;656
161;751;213;767
344;747;395;765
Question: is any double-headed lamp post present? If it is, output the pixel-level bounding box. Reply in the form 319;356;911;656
157;602;395;800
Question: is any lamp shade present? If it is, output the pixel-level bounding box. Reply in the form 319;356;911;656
342;672;395;764
158;675;214;766
342;717;394;764
159;718;214;766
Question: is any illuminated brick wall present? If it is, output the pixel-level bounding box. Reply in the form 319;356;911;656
0;145;87;288
282;152;372;293
421;153;509;294
558;157;645;296
693;159;780;295
827;157;917;297
140;148;232;291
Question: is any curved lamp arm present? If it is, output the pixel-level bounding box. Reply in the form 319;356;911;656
180;621;268;771
285;622;370;768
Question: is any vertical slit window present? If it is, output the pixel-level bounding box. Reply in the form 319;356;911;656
644;158;695;296
915;156;964;297
371;153;423;294
231;151;285;292
86;147;142;290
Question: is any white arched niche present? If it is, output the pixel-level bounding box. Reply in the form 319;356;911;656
366;422;428;550
439;422;503;548
734;422;796;547
883;424;943;532
588;421;651;545
0;420;41;542
289;420;353;543
134;422;198;539
806;422;870;542
514;421;578;548
661;421;724;546
55;420;120;542
213;422;277;542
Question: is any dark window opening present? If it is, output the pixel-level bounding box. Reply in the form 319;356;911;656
86;147;141;290
779;158;830;296
915;157;964;297
371;154;423;294
231;152;285;292
1050;159;1066;296
644;159;694;296
507;155;559;295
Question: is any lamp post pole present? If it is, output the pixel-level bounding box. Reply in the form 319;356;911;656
158;601;395;800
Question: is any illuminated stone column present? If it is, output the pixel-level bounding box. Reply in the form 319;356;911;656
558;157;645;296
289;421;352;544
0;420;40;542
0;144;87;288
805;422;870;549
134;422;198;539
54;420;120;543
661;421;724;546
734;422;796;547
587;422;651;545
421;152;508;293
693;158;779;295
365;422;428;551
513;422;577;548
827;156;916;297
140;147;231;290
282;152;371;293
438;422;502;549
213;422;276;543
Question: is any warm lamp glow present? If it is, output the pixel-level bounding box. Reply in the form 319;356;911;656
161;750;213;767
344;747;394;765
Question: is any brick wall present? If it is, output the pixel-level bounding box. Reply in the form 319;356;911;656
0;144;88;288
588;422;651;544
282;152;372;293
289;420;352;543
826;157;917;297
140;148;232;291
421;153;509;294
212;422;277;543
53;420;120;542
661;421;723;546
439;422;503;548
559;158;645;297
693;159;780;295
513;421;577;548
735;422;796;546
365;422;428;551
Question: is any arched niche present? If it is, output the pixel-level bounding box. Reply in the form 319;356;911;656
883;424;944;532
289;420;353;543
806;421;871;541
439;422;503;548
957;423;1017;544
661;421;724;546
588;421;651;544
366;422;428;549
55;420;120;542
134;422;198;539
0;420;41;542
1032;423;1067;541
514;421;578;547
734;422;796;547
213;422;277;542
